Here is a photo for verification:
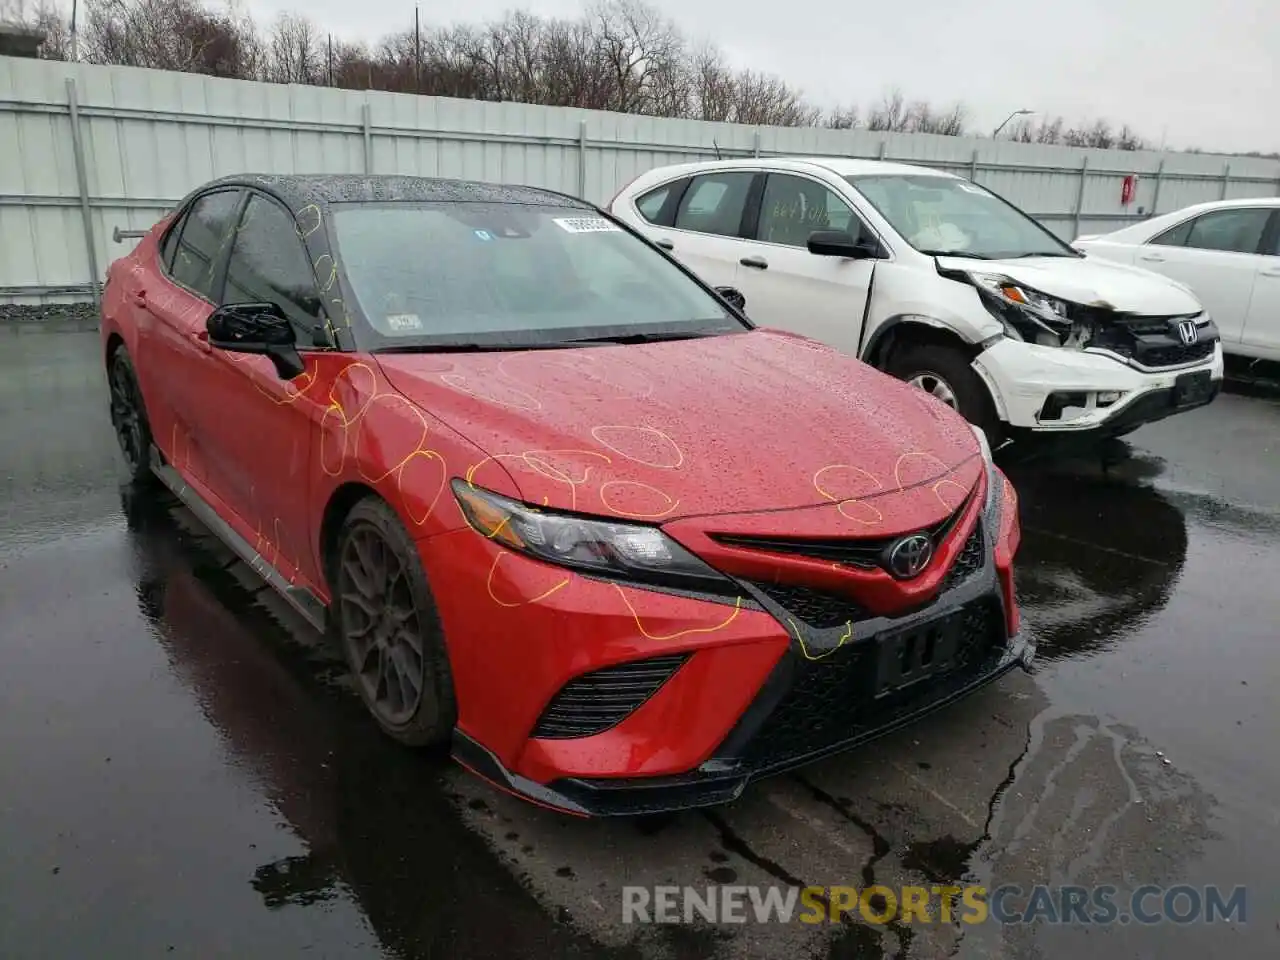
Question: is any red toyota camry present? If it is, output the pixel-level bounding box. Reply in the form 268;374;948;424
101;174;1029;816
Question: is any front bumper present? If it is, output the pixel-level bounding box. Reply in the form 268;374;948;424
973;337;1223;433
428;498;1028;817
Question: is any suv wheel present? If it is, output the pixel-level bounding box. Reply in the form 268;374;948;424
887;343;1002;445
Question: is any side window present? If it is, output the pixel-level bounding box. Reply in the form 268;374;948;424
1182;208;1271;254
636;183;673;223
169;190;242;299
757;174;863;248
222;194;323;332
674;172;754;238
1150;219;1193;247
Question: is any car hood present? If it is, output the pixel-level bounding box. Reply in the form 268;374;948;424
936;254;1203;315
375;330;980;522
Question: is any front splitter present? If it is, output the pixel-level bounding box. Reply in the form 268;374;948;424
450;637;1031;818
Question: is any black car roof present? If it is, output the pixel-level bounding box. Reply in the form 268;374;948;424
199;173;593;213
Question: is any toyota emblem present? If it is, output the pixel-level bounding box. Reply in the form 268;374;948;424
1176;319;1199;345
886;534;933;579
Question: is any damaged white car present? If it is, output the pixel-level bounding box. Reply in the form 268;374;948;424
610;158;1223;445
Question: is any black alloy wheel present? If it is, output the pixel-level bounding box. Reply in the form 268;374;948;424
108;349;155;483
334;498;456;747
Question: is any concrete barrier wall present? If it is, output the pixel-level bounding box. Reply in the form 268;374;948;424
3;55;1279;303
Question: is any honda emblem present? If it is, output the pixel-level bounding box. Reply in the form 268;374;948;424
1176;320;1199;345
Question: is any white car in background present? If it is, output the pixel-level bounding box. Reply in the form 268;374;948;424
610;158;1224;445
1074;198;1280;362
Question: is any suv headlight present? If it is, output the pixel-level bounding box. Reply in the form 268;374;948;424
972;273;1073;346
452;480;737;598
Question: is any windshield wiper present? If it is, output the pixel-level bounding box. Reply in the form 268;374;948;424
558;330;727;345
372;328;736;354
373;341;574;354
917;249;995;260
1002;251;1082;259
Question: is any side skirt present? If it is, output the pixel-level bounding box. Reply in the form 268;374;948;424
149;447;328;633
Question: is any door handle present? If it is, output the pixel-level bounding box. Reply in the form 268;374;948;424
1138;254;1165;263
190;329;211;353
130;290;148;307
739;256;769;270
655;239;674;251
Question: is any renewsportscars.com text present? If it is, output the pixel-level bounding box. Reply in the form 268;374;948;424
621;884;1247;926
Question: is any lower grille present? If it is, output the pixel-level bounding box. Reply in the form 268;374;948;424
740;599;1004;770
747;580;870;629
941;522;985;590
532;654;690;739
1127;340;1215;367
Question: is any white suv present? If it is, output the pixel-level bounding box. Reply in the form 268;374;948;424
610;157;1224;445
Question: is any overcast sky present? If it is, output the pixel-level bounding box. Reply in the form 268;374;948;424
239;0;1279;153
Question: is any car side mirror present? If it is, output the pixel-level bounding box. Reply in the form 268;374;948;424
807;230;882;260
713;285;747;312
207;303;305;380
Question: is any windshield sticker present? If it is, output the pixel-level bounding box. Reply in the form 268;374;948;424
473;229;494;241
385;313;424;332
553;217;622;234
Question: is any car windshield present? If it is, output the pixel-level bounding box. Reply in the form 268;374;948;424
846;174;1078;260
329;201;745;351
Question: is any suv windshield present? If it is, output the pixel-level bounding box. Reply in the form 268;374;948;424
329;201;745;350
846;174;1078;260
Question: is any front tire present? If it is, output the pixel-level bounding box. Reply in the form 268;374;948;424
107;347;156;483
333;497;457;748
887;342;1003;445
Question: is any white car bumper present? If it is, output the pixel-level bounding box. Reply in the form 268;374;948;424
972;338;1224;433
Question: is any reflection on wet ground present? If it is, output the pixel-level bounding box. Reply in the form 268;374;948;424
1;329;1277;959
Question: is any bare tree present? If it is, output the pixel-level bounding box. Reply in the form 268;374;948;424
81;0;258;75
266;12;321;84
591;0;683;113
867;88;907;132
28;0;1175;149
826;104;860;129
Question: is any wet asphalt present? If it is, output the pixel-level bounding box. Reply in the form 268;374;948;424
1;327;1277;960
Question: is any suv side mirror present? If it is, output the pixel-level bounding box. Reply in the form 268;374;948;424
807;230;883;260
207;303;305;380
713;285;747;312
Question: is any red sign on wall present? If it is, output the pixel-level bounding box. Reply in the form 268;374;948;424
1121;174;1139;206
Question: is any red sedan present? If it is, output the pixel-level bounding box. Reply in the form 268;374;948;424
101;174;1028;816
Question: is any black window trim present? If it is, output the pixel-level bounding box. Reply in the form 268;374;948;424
750;170;887;253
160;187;248;304
1148;205;1277;255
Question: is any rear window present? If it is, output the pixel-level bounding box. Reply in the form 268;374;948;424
329;202;740;349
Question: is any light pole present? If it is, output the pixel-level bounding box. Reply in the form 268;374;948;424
992;109;1034;139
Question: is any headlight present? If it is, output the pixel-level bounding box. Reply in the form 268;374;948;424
452;480;737;597
971;273;1073;346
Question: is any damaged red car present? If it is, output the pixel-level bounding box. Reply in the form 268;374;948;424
101;174;1029;816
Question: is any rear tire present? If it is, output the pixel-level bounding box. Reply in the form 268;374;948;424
332;497;457;748
107;347;157;484
887;342;1003;446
